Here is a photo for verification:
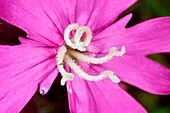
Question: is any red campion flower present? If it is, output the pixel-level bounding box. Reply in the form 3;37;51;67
0;0;170;113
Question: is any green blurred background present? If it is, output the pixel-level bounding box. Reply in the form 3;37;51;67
0;0;170;113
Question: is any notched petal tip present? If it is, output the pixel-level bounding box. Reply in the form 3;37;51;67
39;88;48;95
115;13;133;29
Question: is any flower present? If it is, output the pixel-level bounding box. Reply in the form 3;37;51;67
0;0;170;113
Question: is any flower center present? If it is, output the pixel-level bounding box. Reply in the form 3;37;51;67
56;24;125;86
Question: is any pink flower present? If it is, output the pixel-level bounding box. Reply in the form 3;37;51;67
0;0;170;113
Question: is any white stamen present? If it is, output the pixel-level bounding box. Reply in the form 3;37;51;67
64;24;79;50
60;73;74;86
57;24;125;86
64;24;92;51
57;46;74;86
68;46;125;64
111;46;126;56
57;45;67;65
101;71;120;83
74;26;92;47
64;54;120;83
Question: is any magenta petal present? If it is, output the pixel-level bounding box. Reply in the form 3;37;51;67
0;0;66;45
0;45;58;112
75;0;136;32
92;17;170;55
67;75;146;113
121;17;170;55
39;68;58;95
0;45;56;80
89;17;170;94
92;14;132;41
19;37;48;46
103;55;170;95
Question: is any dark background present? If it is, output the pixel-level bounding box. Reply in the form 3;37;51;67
0;0;170;113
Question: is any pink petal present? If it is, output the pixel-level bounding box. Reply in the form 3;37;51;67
0;0;136;44
0;45;56;79
92;14;132;41
67;73;146;113
39;68;59;95
0;45;58;112
123;17;170;55
0;0;66;46
77;0;136;32
19;37;48;46
102;55;170;95
89;17;170;94
88;14;132;53
92;17;170;55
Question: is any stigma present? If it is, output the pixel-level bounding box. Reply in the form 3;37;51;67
56;24;125;86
